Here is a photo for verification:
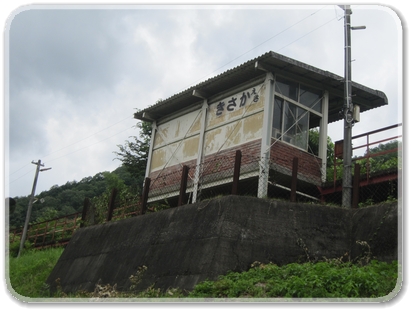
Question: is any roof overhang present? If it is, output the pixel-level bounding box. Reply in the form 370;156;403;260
134;51;388;124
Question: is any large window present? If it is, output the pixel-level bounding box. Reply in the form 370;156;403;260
272;77;323;151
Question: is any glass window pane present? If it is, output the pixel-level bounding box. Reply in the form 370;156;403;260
299;85;322;113
275;77;298;101
295;107;309;150
283;101;309;150
272;97;283;138
283;101;297;143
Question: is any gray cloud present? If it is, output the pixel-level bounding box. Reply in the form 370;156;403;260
5;4;402;198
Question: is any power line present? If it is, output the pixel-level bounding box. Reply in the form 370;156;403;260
9;168;36;185
276;16;337;53
44;125;134;164
176;5;330;93
9;114;134;177
41;114;134;159
8;7;341;192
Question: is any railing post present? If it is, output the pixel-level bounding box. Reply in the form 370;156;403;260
231;150;242;195
352;163;361;208
178;165;189;206
107;188;118;222
81;198;90;228
141;177;151;215
290;157;298;202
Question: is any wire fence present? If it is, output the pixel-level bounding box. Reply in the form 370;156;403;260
10;125;401;251
143;142;400;211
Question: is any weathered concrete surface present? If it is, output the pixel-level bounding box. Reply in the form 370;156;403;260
46;196;398;294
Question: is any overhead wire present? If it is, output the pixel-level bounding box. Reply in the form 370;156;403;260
176;5;330;93
9;6;341;192
41;114;134;160
9;114;135;177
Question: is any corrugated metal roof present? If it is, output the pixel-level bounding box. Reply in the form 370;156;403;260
134;51;388;123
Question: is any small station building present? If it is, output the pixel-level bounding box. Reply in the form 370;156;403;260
134;51;387;205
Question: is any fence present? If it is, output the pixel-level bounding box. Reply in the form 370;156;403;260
10;124;401;250
141;124;401;211
9;193;142;250
9;212;81;250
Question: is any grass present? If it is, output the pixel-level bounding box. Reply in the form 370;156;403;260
188;260;399;299
7;247;64;299
7;247;399;301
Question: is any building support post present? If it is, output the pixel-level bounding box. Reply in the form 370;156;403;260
141;177;151;215
178;165;189;206
258;72;274;198
290;157;299;202
192;99;208;203
144;121;157;179
231;150;242;195
319;91;329;182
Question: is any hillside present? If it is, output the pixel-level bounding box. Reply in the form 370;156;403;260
9;165;143;230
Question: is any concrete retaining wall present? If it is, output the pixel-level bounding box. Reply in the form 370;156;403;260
46;195;398;294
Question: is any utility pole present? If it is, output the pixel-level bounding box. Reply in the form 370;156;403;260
339;5;365;208
17;160;51;257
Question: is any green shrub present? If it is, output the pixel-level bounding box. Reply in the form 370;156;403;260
8;234;32;258
188;260;398;299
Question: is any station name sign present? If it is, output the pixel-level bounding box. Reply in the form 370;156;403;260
215;85;261;116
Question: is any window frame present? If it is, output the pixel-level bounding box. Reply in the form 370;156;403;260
272;77;324;151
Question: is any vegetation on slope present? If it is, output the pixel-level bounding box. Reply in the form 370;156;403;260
7;247;399;301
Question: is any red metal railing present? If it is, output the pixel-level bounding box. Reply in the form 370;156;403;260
333;123;401;185
10;212;81;249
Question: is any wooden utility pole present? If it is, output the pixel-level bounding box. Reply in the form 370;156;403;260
18;160;51;257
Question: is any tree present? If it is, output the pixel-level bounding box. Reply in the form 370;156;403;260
355;140;401;175
113;121;152;178
308;128;335;167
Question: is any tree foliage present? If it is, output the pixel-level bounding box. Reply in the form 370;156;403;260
113;121;151;178
9;121;151;230
308;128;335;167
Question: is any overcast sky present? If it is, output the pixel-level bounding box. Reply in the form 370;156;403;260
3;2;403;199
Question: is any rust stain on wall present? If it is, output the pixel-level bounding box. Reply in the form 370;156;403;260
153;131;164;147
150;148;167;171
243;112;263;138
188;113;202;134
174;121;181;138
204;128;222;154
225;122;242;146
182;136;200;158
207;111;227;129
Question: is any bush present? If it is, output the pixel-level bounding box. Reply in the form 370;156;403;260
8;234;32;258
188;260;398;299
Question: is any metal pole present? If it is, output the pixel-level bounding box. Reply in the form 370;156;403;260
340;5;366;208
17;160;43;257
342;5;353;208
